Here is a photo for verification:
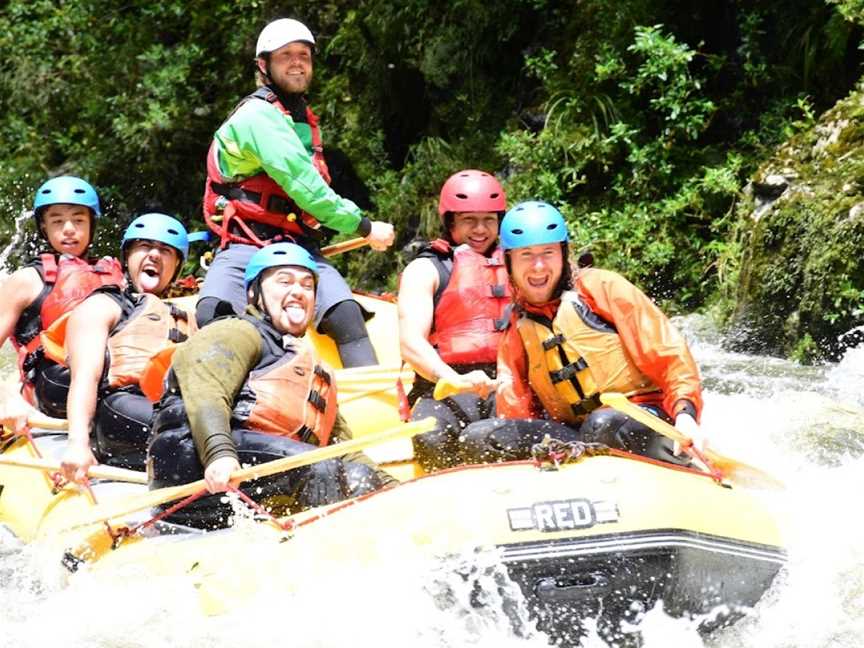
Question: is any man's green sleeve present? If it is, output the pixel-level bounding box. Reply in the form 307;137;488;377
215;100;364;234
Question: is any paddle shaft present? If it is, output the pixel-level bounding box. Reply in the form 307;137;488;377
599;392;784;489
320;237;368;257
10;377;410;435
67;417;436;530
0;455;147;484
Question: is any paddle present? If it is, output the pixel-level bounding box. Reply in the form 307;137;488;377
432;376;497;401
64;416;436;531
24;413;68;431
9;373;411;436
0;455;147;484
598;393;784;490
321;237;369;257
433;377;469;401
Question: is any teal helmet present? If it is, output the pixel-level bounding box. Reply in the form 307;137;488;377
33;176;102;218
499;201;569;251
121;213;189;262
244;242;319;290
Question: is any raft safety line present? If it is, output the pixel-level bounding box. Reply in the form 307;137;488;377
226;484;295;533
95;484;294;548
17;425;67;492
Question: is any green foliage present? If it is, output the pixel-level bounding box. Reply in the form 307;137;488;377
0;0;862;364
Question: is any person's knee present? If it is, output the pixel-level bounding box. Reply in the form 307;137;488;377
148;427;202;489
461;418;524;463
344;462;386;497
579;408;629;447
318;300;368;343
196;297;237;328
318;301;378;367
413;424;462;471
34;362;71;419
295;458;347;508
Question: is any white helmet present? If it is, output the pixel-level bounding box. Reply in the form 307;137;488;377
255;18;315;57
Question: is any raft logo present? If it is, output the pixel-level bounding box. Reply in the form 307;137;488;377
507;498;619;532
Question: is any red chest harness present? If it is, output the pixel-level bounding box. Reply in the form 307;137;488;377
203;87;331;248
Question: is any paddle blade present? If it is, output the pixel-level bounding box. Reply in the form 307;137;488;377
64;417;437;532
433;378;469;401
599;393;784;491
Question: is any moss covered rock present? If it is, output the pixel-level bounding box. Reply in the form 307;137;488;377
727;80;864;361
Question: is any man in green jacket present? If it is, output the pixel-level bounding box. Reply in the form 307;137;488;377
198;18;394;368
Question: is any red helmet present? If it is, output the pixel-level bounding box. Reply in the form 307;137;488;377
437;170;506;222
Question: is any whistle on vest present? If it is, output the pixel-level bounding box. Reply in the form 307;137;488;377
210;196;230;223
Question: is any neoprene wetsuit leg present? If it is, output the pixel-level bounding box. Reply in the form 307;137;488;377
318;300;379;368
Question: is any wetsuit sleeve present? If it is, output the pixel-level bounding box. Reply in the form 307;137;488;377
576;268;703;420
496;321;542;419
171;318;263;466
215;101;364;234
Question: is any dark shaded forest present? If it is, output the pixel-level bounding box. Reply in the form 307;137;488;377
1;0;863;317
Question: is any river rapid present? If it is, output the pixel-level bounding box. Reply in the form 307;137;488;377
1;261;863;646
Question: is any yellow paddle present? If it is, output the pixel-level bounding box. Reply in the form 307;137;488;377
63;416;436;532
432;376;497;401
0;455;147;484
320;237;369;257
599;393;784;490
433;377;469;401
24;413;68;431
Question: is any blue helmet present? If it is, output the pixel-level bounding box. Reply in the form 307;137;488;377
499;201;569;251
244;242;319;290
121;213;189;261
33;176;102;218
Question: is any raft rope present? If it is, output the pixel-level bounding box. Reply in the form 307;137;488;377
93;484;294;549
683;443;725;484
530;434;610;470
226;484;296;533
15;424;67;492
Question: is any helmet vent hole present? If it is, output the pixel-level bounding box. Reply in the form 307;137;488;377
546;224;558;231
455;193;468;199
41;189;51;195
490;193;499;199
167;228;179;235
512;228;524;235
73;189;86;194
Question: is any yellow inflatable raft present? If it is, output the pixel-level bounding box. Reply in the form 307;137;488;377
0;293;785;645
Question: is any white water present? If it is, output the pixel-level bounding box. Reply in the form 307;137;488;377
0;210;32;272
2;313;864;647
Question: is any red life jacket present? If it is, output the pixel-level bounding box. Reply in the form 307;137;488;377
41;289;194;396
140;315;336;445
424;240;512;366
10;254;124;404
203;86;331;248
232;315;336;447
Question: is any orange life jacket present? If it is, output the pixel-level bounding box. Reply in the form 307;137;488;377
203;86;331;248
10;254;124;404
423;240;512;366
232;315;336;446
517;290;660;425
41;290;195;392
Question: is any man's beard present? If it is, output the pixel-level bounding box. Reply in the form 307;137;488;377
268;65;310;96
